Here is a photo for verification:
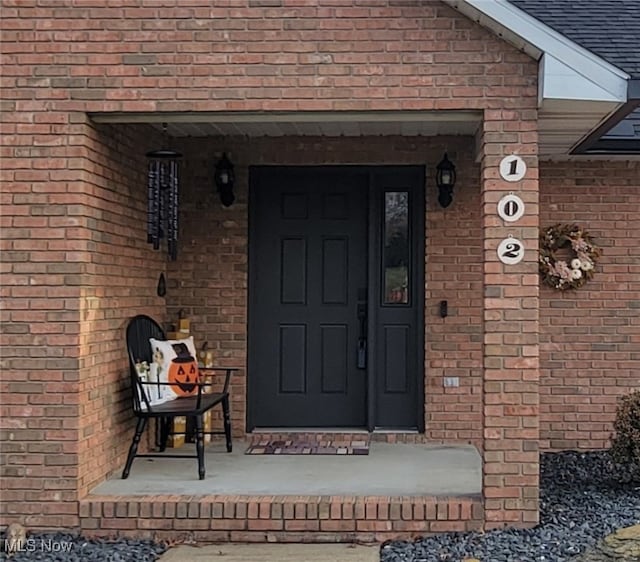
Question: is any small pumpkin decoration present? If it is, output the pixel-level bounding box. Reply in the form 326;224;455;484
167;342;199;396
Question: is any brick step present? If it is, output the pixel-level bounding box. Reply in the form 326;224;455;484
80;494;484;543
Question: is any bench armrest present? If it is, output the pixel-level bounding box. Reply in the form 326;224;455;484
198;367;239;395
135;368;239;412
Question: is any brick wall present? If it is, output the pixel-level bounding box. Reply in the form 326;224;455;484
0;0;536;115
539;160;640;451
1;115;84;529
0;0;539;532
168;135;484;446
425;145;484;449
480;110;540;528
0;115;166;526
1;0;636;531
76;120;166;498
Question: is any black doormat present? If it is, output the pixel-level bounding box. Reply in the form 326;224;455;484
245;438;370;455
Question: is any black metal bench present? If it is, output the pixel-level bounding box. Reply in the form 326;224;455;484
123;314;238;480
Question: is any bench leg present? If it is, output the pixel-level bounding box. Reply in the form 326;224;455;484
222;396;232;453
158;417;170;452
155;417;163;450
122;417;147;479
195;415;205;480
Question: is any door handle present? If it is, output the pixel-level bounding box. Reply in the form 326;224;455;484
357;338;367;370
356;290;367;370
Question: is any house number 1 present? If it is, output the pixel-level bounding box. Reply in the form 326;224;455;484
499;155;527;182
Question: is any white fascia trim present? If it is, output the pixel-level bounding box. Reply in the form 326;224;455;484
540;53;628;104
443;0;629;103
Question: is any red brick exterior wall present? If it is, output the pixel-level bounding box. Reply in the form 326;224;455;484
0;116;166;528
76;120;167;498
1;0;558;534
0;125;84;530
480;110;540;527
424;145;485;448
539;160;640;451
0;0;536;114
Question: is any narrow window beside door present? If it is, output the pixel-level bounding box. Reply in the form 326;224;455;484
383;191;410;305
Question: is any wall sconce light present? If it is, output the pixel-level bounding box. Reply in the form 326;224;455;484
214;152;235;207
436;153;456;208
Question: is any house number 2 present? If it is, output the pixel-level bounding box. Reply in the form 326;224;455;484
497;237;525;265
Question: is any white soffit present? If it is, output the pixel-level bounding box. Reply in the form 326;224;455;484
153;120;479;137
91;110;482;138
442;0;629;103
538;99;620;156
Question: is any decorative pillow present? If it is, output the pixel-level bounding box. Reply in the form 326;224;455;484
149;336;200;399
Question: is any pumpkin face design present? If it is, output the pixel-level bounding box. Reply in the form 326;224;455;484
168;342;198;396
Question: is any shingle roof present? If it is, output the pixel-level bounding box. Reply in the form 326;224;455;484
602;107;640;139
510;0;640;78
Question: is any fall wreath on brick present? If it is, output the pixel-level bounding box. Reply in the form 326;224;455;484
539;224;601;290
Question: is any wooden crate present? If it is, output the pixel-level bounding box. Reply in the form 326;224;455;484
167;416;186;448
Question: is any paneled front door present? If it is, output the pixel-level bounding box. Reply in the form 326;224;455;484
248;166;424;430
249;167;368;427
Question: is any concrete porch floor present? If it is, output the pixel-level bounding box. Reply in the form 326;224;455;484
91;441;482;497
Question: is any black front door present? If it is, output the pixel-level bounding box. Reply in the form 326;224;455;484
249;167;368;427
248;166;424;430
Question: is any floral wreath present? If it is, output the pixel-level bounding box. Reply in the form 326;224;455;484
539;224;601;290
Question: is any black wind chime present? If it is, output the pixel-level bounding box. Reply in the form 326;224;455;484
146;123;182;261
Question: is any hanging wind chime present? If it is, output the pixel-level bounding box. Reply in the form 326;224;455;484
146;123;182;261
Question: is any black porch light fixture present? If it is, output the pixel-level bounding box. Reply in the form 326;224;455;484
214;152;235;207
436;152;456;208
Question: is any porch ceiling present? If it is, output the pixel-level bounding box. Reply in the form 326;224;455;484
90;110;482;138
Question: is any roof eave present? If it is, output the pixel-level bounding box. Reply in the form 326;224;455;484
442;0;635;156
442;0;629;104
572;79;640;155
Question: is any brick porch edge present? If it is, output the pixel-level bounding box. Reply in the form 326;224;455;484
79;494;484;543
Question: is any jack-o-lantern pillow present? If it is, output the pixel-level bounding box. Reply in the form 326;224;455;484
149;336;200;398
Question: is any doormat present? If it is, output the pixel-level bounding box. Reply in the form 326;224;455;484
245;438;370;455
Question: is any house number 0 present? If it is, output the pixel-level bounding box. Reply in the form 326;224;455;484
497;193;525;222
497;237;525;265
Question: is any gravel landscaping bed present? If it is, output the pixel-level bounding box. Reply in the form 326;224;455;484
382;451;640;562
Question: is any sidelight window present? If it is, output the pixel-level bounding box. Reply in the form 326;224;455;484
383;191;410;305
